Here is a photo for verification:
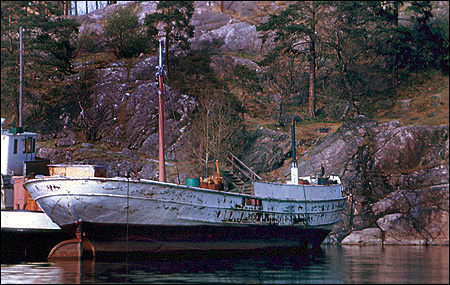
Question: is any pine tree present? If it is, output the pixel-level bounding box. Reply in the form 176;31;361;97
103;3;153;59
320;1;386;118
258;1;327;120
144;1;195;78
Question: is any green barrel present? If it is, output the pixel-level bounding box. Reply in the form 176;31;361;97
185;178;200;187
318;177;328;185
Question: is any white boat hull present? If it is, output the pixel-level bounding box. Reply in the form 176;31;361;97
1;210;61;232
24;177;347;254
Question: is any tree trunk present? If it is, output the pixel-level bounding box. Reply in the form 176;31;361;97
308;40;316;119
392;2;399;87
66;1;71;16
341;68;360;119
308;1;316;119
335;44;359;119
278;98;284;127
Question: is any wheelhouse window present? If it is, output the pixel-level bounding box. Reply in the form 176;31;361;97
22;137;35;153
13;139;18;154
23;139;27;153
27;137;33;153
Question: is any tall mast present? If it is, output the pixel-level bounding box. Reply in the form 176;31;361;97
157;40;166;182
19;26;23;128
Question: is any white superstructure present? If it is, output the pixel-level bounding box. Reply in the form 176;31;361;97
1;118;37;176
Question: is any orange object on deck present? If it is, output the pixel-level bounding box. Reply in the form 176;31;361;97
298;179;310;185
13;176;42;211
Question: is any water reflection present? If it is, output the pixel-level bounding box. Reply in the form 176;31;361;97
334;245;450;284
52;250;326;284
1;245;448;284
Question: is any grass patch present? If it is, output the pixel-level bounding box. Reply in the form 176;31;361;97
371;70;449;126
74;52;116;65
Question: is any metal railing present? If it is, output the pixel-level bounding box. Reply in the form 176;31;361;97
226;152;262;182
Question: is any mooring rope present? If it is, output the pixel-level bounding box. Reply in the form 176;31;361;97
166;84;181;184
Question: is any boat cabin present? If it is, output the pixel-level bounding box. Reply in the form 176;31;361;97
1;118;49;210
1;126;37;176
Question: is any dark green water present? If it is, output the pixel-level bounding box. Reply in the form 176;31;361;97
2;245;448;284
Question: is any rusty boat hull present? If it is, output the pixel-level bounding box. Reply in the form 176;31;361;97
23;176;347;257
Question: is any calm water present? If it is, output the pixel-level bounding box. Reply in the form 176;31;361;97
1;245;448;284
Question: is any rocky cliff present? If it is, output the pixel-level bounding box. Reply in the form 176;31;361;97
297;117;449;245
230;116;448;245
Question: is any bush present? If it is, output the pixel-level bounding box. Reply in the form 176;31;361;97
103;3;153;59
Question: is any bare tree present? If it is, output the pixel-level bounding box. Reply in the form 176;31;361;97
258;1;327;120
